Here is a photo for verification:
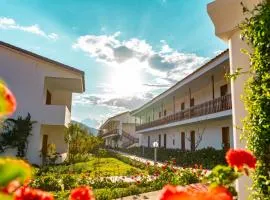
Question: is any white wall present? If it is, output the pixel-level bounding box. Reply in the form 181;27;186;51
140;117;233;150
0;45;82;165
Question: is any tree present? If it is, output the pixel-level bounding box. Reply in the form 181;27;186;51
65;123;104;162
0;113;35;157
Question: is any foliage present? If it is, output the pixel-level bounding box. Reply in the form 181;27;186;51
45;143;60;165
30;175;64;191
37;156;144;178
0;113;35;157
239;1;270;198
116;147;226;169
65;123;104;163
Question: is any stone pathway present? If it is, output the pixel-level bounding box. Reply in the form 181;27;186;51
116;190;161;200
109;149;165;167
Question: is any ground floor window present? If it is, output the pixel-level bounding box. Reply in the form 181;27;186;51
181;132;185;150
148;136;150;147
222;127;230;150
190;131;195;151
158;134;161;147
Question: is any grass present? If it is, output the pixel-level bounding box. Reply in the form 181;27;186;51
37;156;145;177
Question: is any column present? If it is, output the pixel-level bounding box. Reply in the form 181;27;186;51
208;0;261;199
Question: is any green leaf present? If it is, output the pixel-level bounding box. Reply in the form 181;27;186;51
0;158;32;186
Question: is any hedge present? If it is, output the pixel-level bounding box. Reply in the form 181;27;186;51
116;147;226;169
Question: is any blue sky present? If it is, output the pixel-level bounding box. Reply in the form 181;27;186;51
0;0;227;128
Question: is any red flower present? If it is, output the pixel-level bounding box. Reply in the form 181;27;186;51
69;186;95;200
226;149;256;170
159;184;232;200
0;82;17;117
14;186;54;200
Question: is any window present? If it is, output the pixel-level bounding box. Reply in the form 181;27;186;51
220;84;228;96
222;127;230;150
181;102;185;110
173;139;175;145
190;131;195;151
148;116;150;122
46;90;52;105
148;136;150;147
164;134;167;148
158;134;161;147
181;132;185;150
164;110;167;116
159;112;161;118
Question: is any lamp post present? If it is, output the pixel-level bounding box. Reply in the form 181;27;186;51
153;141;159;163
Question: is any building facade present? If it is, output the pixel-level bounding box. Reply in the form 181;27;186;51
0;41;85;165
99;112;138;148
132;50;233;151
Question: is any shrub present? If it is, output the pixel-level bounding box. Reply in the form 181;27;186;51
116;147;226;169
62;174;77;190
31;175;64;191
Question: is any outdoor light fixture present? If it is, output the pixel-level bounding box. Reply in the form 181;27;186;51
153;141;159;163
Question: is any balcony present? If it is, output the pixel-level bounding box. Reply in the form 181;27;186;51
41;105;71;127
101;129;120;138
136;94;232;131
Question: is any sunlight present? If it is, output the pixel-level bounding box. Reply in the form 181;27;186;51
109;59;145;97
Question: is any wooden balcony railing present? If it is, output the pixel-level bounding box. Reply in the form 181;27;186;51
136;94;232;131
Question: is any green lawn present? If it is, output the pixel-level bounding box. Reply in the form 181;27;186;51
68;157;143;177
36;156;145;177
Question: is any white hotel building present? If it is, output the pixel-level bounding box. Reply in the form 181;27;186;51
0;41;84;165
99;111;139;148
132;50;233;151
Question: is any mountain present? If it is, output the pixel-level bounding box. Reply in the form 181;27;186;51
71;120;99;136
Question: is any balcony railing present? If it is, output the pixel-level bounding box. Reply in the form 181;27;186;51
101;129;120;138
136;94;232;131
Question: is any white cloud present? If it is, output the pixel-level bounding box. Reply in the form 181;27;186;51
73;32;207;83
73;32;209;119
0;17;59;40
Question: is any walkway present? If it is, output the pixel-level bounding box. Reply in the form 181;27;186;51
116;190;161;200
109;149;165;167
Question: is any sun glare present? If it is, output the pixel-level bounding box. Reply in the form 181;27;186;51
109;59;144;97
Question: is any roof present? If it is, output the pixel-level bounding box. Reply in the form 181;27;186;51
0;41;85;91
132;49;229;115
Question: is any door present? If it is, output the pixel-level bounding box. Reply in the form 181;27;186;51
148;136;150;148
181;132;185;151
46;90;52;105
42;135;48;156
222;127;230;150
190;98;195;116
164;134;167;148
190;131;195;151
220;84;228;96
220;84;228;110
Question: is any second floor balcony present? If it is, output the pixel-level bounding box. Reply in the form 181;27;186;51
136;94;232;131
101;129;120;138
41;105;71;127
